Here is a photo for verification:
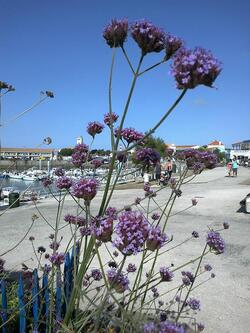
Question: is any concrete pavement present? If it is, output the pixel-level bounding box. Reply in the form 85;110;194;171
0;166;250;333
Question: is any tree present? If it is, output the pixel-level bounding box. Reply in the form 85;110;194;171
144;133;166;156
59;148;73;156
213;148;226;162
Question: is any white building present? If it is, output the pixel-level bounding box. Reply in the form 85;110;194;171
76;136;83;145
207;140;225;152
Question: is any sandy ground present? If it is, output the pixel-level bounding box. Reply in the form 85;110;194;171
0;166;250;333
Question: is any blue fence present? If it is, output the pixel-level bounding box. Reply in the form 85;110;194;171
0;246;78;333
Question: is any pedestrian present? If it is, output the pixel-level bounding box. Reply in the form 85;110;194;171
232;159;239;177
166;159;173;180
226;160;232;177
155;161;161;185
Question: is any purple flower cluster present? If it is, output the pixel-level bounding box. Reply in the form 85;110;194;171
54;167;65;177
131;20;165;55
204;264;212;271
107;268;129;293
87;121;104;138
80;226;91;236
91;217;113;242
151;212;160;221
115;127;144;144
206;231;225;254
144;321;184;333
91;158;103;169
114;211;149;255
171;47;222;89
91;268;103;281
41;177;53;187
56;176;73;190
181;271;195;285
159;267;174;282
104;112;119;126
103;19;128;48
146;226;168;251
117;151;128;163
187;297;201;311
135;148;161;167
165;34;183;60
65;214;78;224
71;178;99;202
176;149;217;170
127;263;137;273
71;144;89;168
49;241;60;251
49;252;65;266
105;206;117;219
135;197;142;205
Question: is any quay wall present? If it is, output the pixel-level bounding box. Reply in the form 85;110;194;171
0;160;73;171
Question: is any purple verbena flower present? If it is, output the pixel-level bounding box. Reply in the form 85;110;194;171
126;263;137;273
206;231;225;254
105;206;117;219
71;178;99;202
54;167;65;177
113;211;149;255
71;144;89;168
91;217;113;242
151;287;159;298
49;252;65;266
143;322;157;333
115;127;144;144
104;112;119;126
91;158;103;169
117;151;128;163
41;177;53;187
56;176;73;190
159;321;185;333
49;241;60;251
135;197;142;205
159;267;174;282
80;226;91;236
87;121;104;138
182;271;195;283
171;47;222;89
107;268;129;293
165;34;183;60
131;20;166;55
151;212;160;220
135;148;160;167
187;297;200;311
103;19;128;48
91;268;103;281
204;264;212;271
146;226;168;251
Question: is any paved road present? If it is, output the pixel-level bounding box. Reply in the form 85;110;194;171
0;166;250;333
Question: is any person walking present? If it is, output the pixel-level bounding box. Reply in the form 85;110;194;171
226;160;232;177
166;159;173;180
155;161;161;185
232;159;239;177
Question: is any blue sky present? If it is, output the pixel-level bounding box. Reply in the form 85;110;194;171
1;0;249;149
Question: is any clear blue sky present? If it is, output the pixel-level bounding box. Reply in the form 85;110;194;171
1;0;249;149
